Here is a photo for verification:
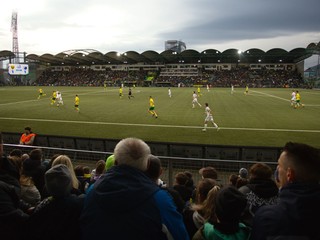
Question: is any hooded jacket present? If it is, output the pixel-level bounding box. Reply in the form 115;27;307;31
239;178;279;226
251;182;320;240
80;165;189;240
0;156;29;240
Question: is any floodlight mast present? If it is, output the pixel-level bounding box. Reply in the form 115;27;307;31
11;11;19;63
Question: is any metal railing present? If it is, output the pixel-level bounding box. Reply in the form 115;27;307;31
3;143;278;187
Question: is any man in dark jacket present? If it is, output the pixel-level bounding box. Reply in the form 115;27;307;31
80;137;189;240
0;132;29;240
251;142;320;240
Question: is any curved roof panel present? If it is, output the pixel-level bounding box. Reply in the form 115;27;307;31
3;44;312;66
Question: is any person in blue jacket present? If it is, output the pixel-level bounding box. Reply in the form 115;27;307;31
80;137;189;240
252;142;320;240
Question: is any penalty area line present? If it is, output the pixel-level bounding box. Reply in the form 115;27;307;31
0;117;319;133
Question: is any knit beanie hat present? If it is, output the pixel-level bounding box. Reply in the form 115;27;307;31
45;164;72;198
239;168;248;178
215;186;247;223
23;157;41;175
105;154;115;171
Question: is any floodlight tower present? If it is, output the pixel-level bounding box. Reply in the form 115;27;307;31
11;11;19;63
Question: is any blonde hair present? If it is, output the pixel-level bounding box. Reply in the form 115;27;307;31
193;185;220;223
52;155;79;189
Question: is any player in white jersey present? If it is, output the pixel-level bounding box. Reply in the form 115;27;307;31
202;103;219;132
206;84;210;92
168;88;172;98
290;90;296;106
56;91;64;107
192;91;202;108
231;84;234;94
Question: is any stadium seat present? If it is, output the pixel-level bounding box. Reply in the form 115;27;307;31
205;146;240;160
90;139;105;152
2;132;21;144
105;140;118;152
33;135;48;147
148;143;168;156
75;138;91;150
170;144;203;158
241;148;280;162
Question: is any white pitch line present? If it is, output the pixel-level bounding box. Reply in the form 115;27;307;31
251;90;290;102
252;90;320;107
0;89;106;106
0;117;319;133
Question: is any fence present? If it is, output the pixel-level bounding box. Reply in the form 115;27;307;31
3;143;278;187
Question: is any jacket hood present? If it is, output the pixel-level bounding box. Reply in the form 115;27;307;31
92;165;159;213
247;178;278;198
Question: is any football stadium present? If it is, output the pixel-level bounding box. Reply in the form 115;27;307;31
1;45;320;184
1;5;320;239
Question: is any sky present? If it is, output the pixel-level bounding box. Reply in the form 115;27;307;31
0;0;319;56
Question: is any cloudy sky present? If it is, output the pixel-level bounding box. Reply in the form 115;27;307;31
0;0;319;55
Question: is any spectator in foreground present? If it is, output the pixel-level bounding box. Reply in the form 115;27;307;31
193;186;250;240
80;137;189;240
0;132;29;240
145;154;185;214
238;163;278;227
183;178;218;239
252;142;320;240
51;155;81;196
26;164;84;240
19;127;36;145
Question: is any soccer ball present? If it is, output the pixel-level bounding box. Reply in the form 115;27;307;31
202;129;206;132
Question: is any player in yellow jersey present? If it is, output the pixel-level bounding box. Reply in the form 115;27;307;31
119;86;123;98
294;90;304;108
197;86;202;97
75;94;80;112
148;96;158;118
244;85;249;95
38;88;46;99
50;91;57;105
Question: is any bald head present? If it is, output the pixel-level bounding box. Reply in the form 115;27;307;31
114;138;151;171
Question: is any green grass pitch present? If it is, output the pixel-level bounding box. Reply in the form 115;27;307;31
0;86;319;148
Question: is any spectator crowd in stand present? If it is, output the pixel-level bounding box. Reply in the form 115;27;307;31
1;132;319;240
35;66;304;88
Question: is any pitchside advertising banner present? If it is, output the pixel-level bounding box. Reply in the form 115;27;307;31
8;64;29;75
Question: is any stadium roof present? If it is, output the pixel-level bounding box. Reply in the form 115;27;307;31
1;44;319;66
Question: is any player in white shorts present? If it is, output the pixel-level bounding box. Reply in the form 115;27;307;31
202;103;219;132
192;91;202;108
56;91;64;107
168;88;172;98
290;90;296;106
